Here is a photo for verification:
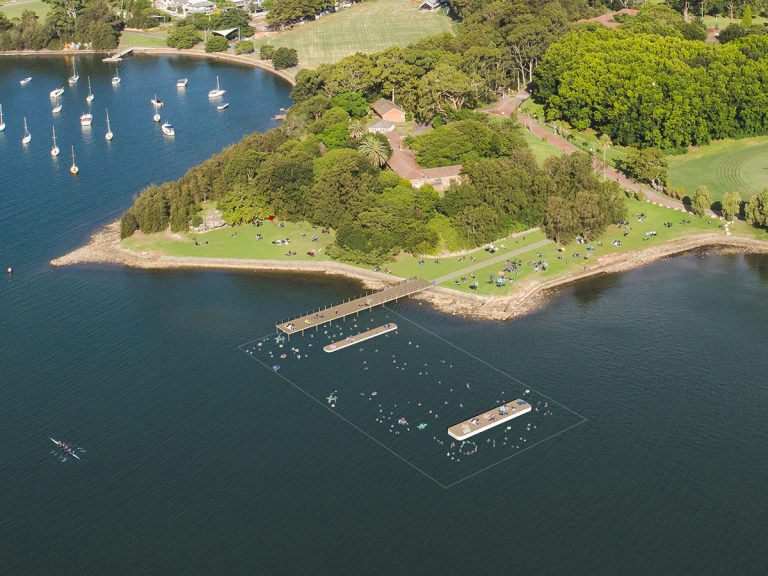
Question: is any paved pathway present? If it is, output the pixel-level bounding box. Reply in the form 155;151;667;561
515;113;711;214
432;239;553;285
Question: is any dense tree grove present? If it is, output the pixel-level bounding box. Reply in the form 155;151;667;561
266;0;339;27
291;0;596;123
534;26;768;148
0;0;124;50
405;116;526;168
121;92;628;261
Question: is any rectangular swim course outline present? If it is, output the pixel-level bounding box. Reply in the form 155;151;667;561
240;306;587;488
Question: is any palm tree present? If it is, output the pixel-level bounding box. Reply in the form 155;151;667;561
358;135;390;167
348;119;367;141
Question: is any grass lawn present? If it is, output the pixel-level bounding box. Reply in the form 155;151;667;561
0;0;48;19
437;198;720;296
123;220;336;260
386;230;551;280
119;30;168;49
667;136;768;202
254;0;455;69
522;129;563;164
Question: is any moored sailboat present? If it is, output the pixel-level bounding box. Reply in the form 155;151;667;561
22;116;31;145
50;87;64;99
52;96;62;114
68;60;79;85
150;94;163;107
86;76;94;103
208;76;225;98
111;67;121;85
70;145;79;175
153;102;161;123
0;104;5;132
161;121;174;136
105;109;113;141
51;125;60;157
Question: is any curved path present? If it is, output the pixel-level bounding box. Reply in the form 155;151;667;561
515;112;716;217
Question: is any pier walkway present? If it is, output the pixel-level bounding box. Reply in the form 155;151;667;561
103;47;133;62
276;278;432;336
324;323;398;353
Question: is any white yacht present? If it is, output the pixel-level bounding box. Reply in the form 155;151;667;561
86;77;94;103
52;96;62;115
22;117;31;145
50;87;65;99
19;77;32;85
150;94;163;107
105;109;113;141
80;112;93;126
51;126;60;157
161;121;175;136
68;61;79;85
70;146;79;175
176;78;188;88
208;76;225;98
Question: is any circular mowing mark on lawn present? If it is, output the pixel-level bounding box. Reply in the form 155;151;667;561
715;145;766;197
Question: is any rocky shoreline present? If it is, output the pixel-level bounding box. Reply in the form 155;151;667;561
51;222;768;321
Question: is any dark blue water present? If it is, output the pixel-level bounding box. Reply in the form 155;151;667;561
2;57;768;575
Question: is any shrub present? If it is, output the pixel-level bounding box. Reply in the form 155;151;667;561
205;35;228;53
167;25;200;50
235;40;254;54
272;47;298;69
260;43;275;59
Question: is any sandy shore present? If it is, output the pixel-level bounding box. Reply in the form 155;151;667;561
51;222;768;321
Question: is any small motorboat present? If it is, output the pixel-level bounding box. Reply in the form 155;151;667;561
20;77;32;85
216;102;229;110
161;121;174;136
50;87;64;99
80;112;93;126
176;78;188;88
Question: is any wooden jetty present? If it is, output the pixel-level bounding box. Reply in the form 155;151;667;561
447;399;531;440
276;277;432;336
103;47;133;62
324;323;398;353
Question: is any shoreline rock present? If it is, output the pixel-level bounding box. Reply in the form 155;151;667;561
51;222;768;322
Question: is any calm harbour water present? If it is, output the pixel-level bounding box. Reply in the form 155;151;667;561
1;56;767;575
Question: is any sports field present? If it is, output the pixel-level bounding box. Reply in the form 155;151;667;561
119;30;168;48
0;0;48;19
255;0;455;69
667;136;768;202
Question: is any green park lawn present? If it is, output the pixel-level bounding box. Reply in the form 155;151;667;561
119;30;168;48
0;0;48;19
123;220;336;260
436;198;721;296
522;129;563;164
254;0;455;69
667;136;768;202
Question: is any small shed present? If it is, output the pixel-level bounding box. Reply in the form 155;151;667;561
370;98;406;124
368;119;395;134
418;0;442;11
